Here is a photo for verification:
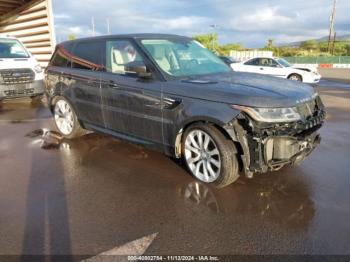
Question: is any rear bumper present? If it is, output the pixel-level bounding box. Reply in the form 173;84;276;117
0;80;44;100
304;74;321;84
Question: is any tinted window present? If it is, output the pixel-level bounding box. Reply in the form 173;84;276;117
105;40;144;76
72;41;104;71
244;58;259;66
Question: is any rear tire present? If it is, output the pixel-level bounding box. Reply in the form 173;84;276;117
288;74;302;82
182;123;239;188
53;96;86;139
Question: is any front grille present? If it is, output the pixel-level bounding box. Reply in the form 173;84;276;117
0;68;35;85
4;88;34;97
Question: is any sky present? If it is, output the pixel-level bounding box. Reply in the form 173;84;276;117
52;0;350;48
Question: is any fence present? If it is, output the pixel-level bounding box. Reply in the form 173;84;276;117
283;56;350;64
230;50;273;61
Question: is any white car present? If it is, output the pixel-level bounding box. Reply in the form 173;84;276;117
230;57;321;84
0;35;44;102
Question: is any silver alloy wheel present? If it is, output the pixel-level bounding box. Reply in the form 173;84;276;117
54;100;74;135
184;129;221;183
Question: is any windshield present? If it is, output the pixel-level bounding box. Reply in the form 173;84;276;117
0;38;29;59
277;58;292;67
141;39;231;78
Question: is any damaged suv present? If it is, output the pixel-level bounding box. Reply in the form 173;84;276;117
45;34;325;187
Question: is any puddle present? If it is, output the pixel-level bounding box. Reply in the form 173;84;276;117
178;181;221;213
317;79;350;89
177;173;315;230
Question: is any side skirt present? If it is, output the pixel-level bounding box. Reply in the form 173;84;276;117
83;123;172;156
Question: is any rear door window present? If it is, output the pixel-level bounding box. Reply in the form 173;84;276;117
71;41;105;71
244;58;259;66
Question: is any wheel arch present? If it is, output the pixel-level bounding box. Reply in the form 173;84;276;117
287;73;303;81
50;94;85;128
174;117;236;158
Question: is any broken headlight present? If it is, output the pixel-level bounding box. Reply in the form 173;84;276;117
232;105;301;123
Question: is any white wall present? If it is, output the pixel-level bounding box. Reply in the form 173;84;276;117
229;50;273;62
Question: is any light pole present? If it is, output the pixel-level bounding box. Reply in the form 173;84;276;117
210;24;219;51
107;18;111;35
91;16;95;36
328;0;337;53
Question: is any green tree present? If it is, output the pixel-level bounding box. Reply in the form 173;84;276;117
68;34;76;41
347;44;350;55
266;39;274;49
300;40;318;51
219;43;242;56
193;33;219;52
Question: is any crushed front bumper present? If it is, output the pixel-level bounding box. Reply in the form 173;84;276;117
0;80;44;100
225;100;326;177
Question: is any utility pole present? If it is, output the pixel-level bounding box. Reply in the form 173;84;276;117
92;16;95;36
327;0;337;53
210;24;219;51
107;18;111;35
332;32;337;55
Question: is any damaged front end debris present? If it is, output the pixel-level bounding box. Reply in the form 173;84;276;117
225;95;326;178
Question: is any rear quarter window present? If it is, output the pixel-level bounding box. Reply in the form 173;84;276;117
50;43;73;67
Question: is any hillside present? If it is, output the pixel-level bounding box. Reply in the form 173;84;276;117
280;34;350;47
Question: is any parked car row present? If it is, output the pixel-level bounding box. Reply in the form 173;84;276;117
1;34;326;187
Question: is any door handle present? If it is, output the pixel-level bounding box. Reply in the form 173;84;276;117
260;68;264;70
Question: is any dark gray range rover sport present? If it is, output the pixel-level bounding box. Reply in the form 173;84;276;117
45;34;325;187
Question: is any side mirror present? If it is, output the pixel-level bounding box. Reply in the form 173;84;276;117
125;61;153;79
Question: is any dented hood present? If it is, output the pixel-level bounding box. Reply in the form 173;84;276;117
166;72;316;108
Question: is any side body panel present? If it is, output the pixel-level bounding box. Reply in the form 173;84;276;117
161;81;241;156
100;73;163;144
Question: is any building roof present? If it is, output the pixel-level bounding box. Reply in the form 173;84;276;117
0;0;34;17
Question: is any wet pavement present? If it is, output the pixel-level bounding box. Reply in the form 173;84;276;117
0;79;350;257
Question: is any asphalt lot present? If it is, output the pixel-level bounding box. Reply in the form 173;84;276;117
0;77;350;258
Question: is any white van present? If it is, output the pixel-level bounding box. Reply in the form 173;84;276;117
0;36;44;102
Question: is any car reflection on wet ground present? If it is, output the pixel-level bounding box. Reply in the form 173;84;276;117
0;79;350;256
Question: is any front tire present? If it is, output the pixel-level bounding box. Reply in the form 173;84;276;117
288;74;302;82
53;96;86;139
182;123;239;188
